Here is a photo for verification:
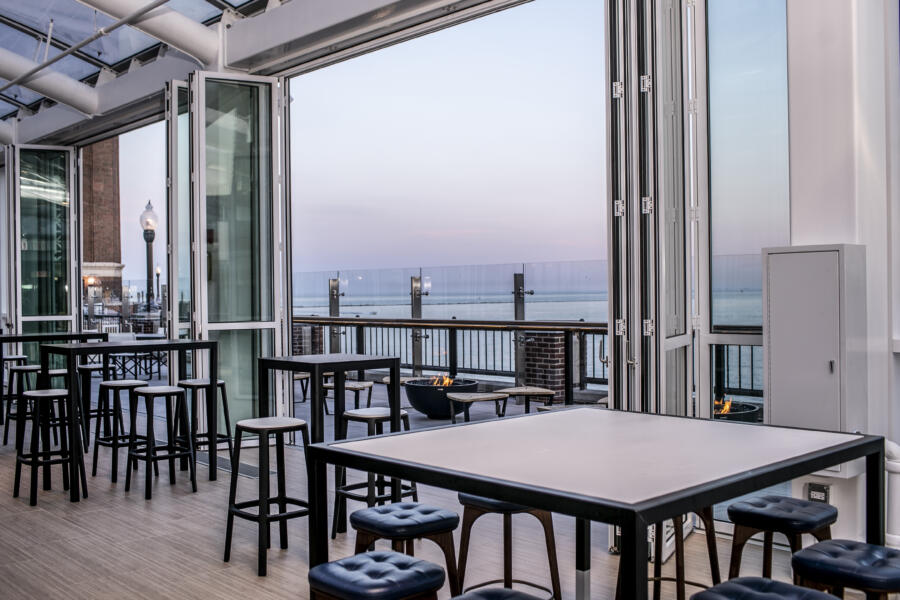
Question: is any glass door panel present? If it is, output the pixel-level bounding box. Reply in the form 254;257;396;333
191;72;284;421
13;146;77;339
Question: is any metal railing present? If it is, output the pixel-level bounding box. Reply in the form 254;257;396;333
713;344;763;398
292;316;609;403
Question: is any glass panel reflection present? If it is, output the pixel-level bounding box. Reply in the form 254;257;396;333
21;320;69;366
204;78;273;323
209;328;274;426
20;148;70;317
177;87;192;324
708;0;790;328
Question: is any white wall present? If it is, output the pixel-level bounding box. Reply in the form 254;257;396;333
787;0;900;441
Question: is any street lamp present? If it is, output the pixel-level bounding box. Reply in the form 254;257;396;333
140;201;158;306
155;265;161;302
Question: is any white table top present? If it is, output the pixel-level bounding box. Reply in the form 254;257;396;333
335;408;863;504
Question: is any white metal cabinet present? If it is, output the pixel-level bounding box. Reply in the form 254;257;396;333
763;244;867;437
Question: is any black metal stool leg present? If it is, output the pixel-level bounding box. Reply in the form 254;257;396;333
257;430;271;576
29;400;42;505
144;395;155;500
224;425;243;562
275;431;288;549
220;383;234;458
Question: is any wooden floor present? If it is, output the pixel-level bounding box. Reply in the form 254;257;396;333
0;380;870;599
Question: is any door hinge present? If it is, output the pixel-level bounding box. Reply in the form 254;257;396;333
689;206;700;222
640;75;653;93
641;197;653;214
642;319;655;336
688;98;698;114
612;81;624;99
691;314;701;331
614;199;625;217
615;319;627;336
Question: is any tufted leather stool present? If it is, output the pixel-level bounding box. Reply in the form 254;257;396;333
727;495;836;580
309;550;446;600
791;539;900;599
451;589;543;599
351;502;461;595
457;493;561;599
690;576;838;599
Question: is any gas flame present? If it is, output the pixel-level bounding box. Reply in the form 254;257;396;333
429;375;454;386
714;398;733;415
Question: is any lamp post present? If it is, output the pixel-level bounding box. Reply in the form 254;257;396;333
140;201;158;306
155;265;161;302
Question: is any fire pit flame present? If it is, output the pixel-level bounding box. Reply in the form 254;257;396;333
714;398;733;415
429;374;454;387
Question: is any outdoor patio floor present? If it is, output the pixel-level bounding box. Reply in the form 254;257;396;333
0;374;825;599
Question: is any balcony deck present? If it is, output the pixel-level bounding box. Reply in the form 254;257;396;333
0;377;799;599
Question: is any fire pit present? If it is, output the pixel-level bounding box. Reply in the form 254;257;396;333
714;398;762;423
404;376;478;419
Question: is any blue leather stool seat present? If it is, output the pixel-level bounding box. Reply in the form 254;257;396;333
792;539;900;593
458;493;526;513
690;577;837;599
727;495;838;533
350;502;459;538
451;588;543;599
309;551;446;600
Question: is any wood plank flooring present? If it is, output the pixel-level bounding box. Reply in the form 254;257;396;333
0;380;872;599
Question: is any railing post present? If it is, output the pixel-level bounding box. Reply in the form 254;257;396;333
411;276;424;376
579;332;587;390
713;344;725;401
448;328;458;378
355;325;365;380
564;330;574;405
328;278;342;353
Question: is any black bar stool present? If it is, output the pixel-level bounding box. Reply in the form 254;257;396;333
324;380;374;409
77;363;107;448
792;539;900;599
176;378;233;459
1;353;26;425
13;389;87;506
332;407;417;538
309;551;445;600
456;493;561;600
691;577;837;599
350;502;461;596
4;364;40;447
727;495;836;580
224;416;310;576
92;379;146;482
124;385;196;500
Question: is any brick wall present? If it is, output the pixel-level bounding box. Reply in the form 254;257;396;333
81;137;123;297
292;323;324;355
523;331;566;401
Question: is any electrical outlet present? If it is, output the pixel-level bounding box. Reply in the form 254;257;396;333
808;482;830;504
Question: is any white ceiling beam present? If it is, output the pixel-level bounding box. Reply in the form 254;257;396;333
77;0;219;67
0;47;98;116
0;119;14;144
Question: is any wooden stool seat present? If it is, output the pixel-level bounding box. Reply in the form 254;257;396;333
100;379;147;388
236;416;306;432
133;385;184;396
8;364;40;374
2;354;27;362
446;393;509;424
324;380;375;409
344;407;409;421
381;376;417;385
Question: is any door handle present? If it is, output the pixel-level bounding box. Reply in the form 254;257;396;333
829;360;835;373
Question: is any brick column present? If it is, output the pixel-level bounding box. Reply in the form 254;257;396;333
523;331;566;401
292;323;324;355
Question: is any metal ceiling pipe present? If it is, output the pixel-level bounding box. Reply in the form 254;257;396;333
77;0;219;66
0;47;98;115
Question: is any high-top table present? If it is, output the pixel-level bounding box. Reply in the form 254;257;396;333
306;407;885;600
256;353;402;444
40;339;218;501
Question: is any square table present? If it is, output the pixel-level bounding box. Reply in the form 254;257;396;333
306;408;885;600
256;353;402;444
40;339;218;501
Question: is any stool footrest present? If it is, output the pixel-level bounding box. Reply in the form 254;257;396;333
129;445;194;462
230;497;310;522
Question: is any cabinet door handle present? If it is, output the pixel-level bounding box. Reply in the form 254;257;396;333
829;360;835;373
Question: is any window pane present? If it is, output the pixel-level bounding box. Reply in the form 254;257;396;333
21;320;69;365
205;79;273;323
708;0;789;328
20;148;70;317
210;328;274;424
290;0;607;324
177;87;192;324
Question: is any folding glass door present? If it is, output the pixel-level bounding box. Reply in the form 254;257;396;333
608;0;693;416
166;72;286;425
5;146;78;354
